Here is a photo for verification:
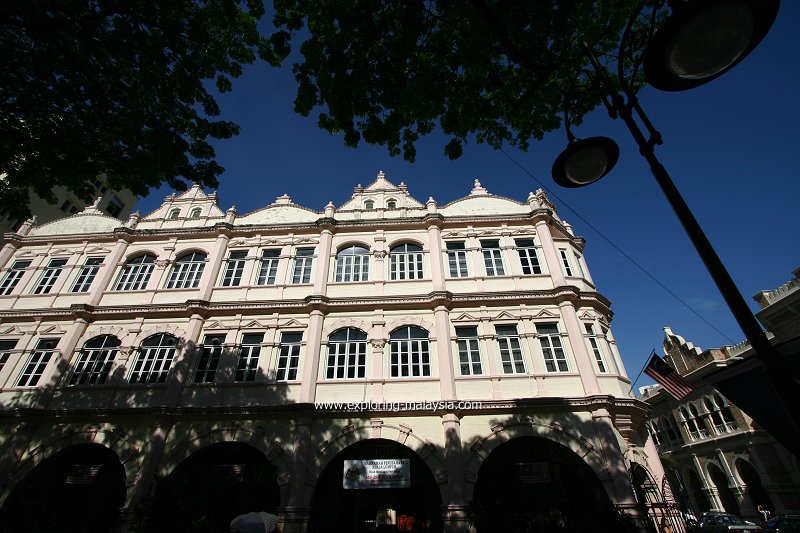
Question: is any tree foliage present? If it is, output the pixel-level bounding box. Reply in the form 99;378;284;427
0;0;283;221
271;0;648;162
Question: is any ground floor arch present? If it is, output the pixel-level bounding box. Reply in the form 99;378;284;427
736;458;774;516
309;438;443;533
708;463;740;515
144;441;280;532
471;436;637;532
0;443;127;532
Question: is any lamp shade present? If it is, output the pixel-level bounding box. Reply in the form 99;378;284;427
552;137;620;188
643;0;779;92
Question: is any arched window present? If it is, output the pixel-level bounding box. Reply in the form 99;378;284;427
169;208;180;219
129;333;178;384
334;246;370;282
70;335;120;385
389;243;423;280
114;254;156;291
364;200;374;210
166;252;206;289
326;328;367;379
386;199;397;209
681;407;700;440
689;403;709;438
703;397;726;434
669;414;684;445
714;394;738;431
390;326;430;377
648;421;661;446
189;207;201;219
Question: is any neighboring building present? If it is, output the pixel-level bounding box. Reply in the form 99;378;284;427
0;172;668;532
0;175;138;233
641;269;800;523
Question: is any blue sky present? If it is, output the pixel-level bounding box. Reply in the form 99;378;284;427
136;3;799;392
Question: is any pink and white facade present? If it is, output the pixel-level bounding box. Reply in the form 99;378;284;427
0;172;665;532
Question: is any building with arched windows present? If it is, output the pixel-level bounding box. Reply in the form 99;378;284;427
641;269;800;524
0;172;669;532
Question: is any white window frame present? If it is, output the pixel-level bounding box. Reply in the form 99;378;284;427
446;242;469;278
515;239;542;275
129;334;177;384
165;252;206;289
389;243;424;280
32;258;68;295
481;240;505;276
584;323;608;373
537;323;569;372
326;328;367;379
257;249;280;285
235;333;263;382
17;338;59;387
455;326;482;375
69;335;119;385
334;246;370;282
0;260;31;296
389;326;431;378
558;248;574;276
496;325;526;374
0;339;18;373
292;248;314;284
114;255;155;291
221;251;247;287
276;332;302;381
71;257;104;293
194;335;225;383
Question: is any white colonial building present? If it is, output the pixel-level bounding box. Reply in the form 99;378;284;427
0;173;666;533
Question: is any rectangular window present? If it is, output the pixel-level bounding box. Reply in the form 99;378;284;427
558;248;573;276
221;251;247;287
584;324;607;373
33;258;68;295
456;326;482;375
0;260;32;295
496;325;525;374
105;196;124;218
292;248;314;284
16;338;58;387
257;249;280;285
537;323;569;372
235;333;263;382
71;257;104;293
516;239;542;275
195;335;225;383
276;332;302;381
446;242;469;278
0;339;18;373
481;240;505;276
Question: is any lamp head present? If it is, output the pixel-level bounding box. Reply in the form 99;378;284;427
552;136;620;188
644;0;779;92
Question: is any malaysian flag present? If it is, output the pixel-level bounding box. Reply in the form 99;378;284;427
644;352;694;400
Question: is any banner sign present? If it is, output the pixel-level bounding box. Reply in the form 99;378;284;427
343;459;410;489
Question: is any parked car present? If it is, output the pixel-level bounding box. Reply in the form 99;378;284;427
764;515;800;532
691;511;764;532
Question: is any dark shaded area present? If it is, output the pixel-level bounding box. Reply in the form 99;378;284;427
0;443;127;533
309;438;442;533
471;435;636;533
143;441;280;533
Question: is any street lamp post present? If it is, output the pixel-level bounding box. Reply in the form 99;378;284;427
551;0;800;458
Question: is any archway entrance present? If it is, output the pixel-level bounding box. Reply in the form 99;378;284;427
708;464;740;515
472;436;630;532
309;438;442;533
148;442;279;532
736;458;773;517
0;443;127;532
685;468;711;513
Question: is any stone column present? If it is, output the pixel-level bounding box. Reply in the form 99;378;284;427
197;231;230;301
0;241;19;271
558;301;600;395
434;304;456;400
88;236;130;306
442;413;469;533
313;217;335;296
425;202;446;291
283;419;313;533
534;217;565;287
592;409;638;511
124;421;173;513
300;309;325;403
165;312;205;405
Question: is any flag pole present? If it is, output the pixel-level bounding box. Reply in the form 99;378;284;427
628;349;657;396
